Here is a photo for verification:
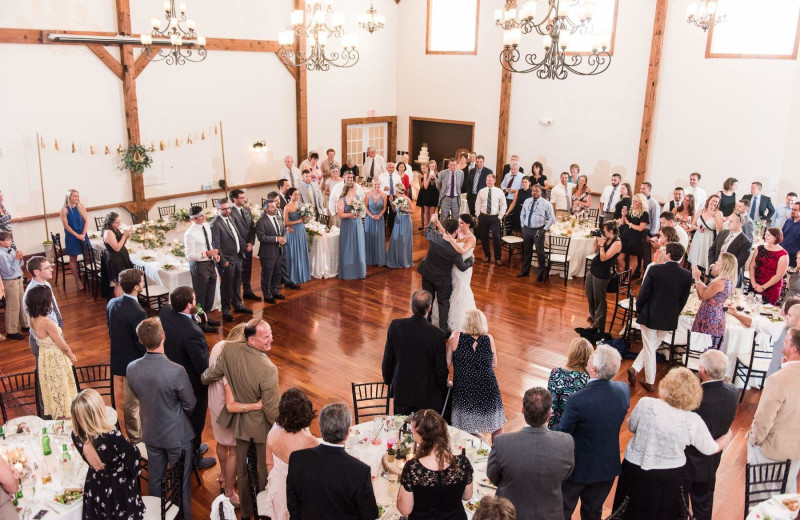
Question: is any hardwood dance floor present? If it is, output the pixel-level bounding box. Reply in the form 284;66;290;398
1;211;759;519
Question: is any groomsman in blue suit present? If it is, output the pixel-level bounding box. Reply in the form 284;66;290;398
560;345;630;520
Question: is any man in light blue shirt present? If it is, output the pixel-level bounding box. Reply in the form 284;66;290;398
500;162;523;204
640;182;661;273
22;256;63;360
517;185;555;282
0;231;25;340
773;192;797;229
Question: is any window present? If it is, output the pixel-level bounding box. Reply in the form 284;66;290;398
345;123;387;167
426;0;480;55
707;0;800;59
565;0;619;55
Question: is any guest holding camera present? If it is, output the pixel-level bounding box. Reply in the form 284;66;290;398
585;221;622;333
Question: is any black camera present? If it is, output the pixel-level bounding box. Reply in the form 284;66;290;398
590;229;603;237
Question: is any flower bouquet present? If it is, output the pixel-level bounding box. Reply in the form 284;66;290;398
169;208;191;226
247;203;262;222
129;222;167;249
298;203;316;223
305;220;326;249
393;195;410;213
350;198;366;218
170;239;185;258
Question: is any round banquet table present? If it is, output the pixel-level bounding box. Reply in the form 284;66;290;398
547;221;598;280
310;226;340;279
347;418;495;519
745;493;800;519
677;294;784;384
0;416;87;520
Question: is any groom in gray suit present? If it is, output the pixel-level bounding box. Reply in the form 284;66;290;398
128;317;196;519
255;199;286;304
487;387;575;520
438;159;464;221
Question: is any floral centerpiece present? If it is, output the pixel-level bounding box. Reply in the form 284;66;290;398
350;198;366;218
305;220;326;249
170;239;185;258
169;208;191;227
129;221;168;249
393;195;410;213
298;203;316;223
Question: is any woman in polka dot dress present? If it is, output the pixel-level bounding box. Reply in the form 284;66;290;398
447;308;505;441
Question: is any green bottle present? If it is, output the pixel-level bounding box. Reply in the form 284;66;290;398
196;304;205;317
0;424;5;439
61;444;71;463
41;428;52;456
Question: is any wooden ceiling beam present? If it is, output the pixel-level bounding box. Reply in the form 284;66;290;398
133;50;151;79
205;38;280;52
87;44;123;79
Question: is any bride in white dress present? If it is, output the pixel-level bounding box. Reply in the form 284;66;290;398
431;214;477;331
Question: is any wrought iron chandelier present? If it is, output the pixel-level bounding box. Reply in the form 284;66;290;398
140;0;206;65
358;1;386;34
686;1;727;32
496;0;611;80
278;0;359;71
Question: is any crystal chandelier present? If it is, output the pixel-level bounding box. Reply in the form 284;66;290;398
686;1;727;32
358;1;386;34
140;1;206;65
278;0;359;71
496;0;611;79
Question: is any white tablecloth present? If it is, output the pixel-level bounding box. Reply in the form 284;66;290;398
310;227;340;279
1;416;87;520
348;419;494;519
548;223;598;280
746;493;800;519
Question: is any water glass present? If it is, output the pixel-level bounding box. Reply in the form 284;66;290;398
387;472;399;493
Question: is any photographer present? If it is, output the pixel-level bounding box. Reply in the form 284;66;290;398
585;221;622;333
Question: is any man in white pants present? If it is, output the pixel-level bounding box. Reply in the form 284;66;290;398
748;327;800;494
626;243;693;392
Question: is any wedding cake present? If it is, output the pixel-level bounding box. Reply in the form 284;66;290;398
416;143;430;164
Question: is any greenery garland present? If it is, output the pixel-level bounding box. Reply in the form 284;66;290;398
119;144;155;174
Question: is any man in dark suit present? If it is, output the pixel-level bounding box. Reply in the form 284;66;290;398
255;199;286;304
210;198;254;322
464;155;492;216
560;345;630;520
743;182;776;222
708;212;752;284
628;242;693;391
271;191;302;290
287;403;379;520
501;153;524;176
277;179;290;209
229;189;260;301
684;350;739;520
128;317;196;519
158;287;216;469
107;268;147;445
417;217;474;331
487;387;575;520
382;290;448;415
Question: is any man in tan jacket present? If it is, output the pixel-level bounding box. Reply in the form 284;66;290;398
748;327;800;493
201;318;280;519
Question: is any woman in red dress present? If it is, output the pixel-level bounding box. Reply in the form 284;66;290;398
750;227;790;305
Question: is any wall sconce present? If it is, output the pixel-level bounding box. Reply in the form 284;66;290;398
251;140;268;153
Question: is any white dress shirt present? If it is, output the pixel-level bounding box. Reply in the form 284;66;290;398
362;154;386;180
550;183;576;212
328;182;365;215
184;221;213;262
279;166;302;188
674;225;690;250
379;171;402;195
686;186;707;215
600;184;622;213
476;187;507;216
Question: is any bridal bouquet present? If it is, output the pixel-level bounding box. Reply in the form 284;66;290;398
350;199;366;218
298;203;316;223
393;195;411;213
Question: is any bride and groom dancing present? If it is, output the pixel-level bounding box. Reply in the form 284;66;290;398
417;213;477;333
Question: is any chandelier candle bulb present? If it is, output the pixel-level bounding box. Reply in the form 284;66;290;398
585;0;596;19
169;17;177;28
332;12;345;27
557;2;569;18
318;32;328;46
560;31;570;49
179;2;186;13
314;10;326;25
510;28;522;46
494;9;503;21
163;0;170;12
187;19;196;30
140;34;153;45
279;31;294;45
543;34;553;49
151;17;160;28
196;35;205;46
291;10;304;26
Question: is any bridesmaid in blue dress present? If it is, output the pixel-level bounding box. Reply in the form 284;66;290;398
386;185;413;268
283;188;312;285
364;178;387;266
337;184;367;280
59;188;88;290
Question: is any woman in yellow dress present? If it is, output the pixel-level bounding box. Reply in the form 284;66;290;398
25;285;78;418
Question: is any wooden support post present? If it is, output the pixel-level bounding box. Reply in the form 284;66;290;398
496;67;512;181
87;45;123;79
635;0;669;188
295;0;309;162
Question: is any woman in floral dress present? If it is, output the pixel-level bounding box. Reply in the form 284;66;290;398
547;338;592;429
750;227;790;305
691;252;737;345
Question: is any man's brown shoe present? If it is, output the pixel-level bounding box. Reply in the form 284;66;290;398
641;381;656;392
626;368;637;387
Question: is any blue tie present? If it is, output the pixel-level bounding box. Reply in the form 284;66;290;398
750;197;758;219
528;199;537;228
389;174;394;195
606;187;616;212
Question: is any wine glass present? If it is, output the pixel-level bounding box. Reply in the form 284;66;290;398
387;472;399;493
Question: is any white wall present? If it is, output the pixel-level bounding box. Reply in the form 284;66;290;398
0;0;398;253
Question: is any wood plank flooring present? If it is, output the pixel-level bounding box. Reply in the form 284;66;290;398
1;210;758;519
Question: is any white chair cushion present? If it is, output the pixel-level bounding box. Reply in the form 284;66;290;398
136;442;148;460
146;285;171;297
143;495;179;520
59;254;84;263
501;236;523;245
618;298;636;309
550;254;570;263
105;405;118;426
737;352;771;372
585;253;598;261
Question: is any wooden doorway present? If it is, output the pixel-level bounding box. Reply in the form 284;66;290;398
341;116;397;167
409;117;475;170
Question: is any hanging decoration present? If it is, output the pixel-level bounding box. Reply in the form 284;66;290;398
105;146;110;155
118;143;155;174
54;140;60;151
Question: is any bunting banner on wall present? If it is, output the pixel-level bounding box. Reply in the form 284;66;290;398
36;123;219;156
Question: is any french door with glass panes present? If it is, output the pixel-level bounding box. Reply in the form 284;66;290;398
345;122;388;168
